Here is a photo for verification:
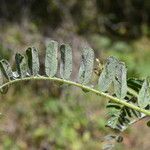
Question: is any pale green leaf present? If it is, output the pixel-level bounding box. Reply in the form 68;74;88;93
0;59;13;80
138;77;150;108
45;40;58;77
114;62;127;99
0;69;9;94
78;48;94;84
60;44;72;79
15;53;27;78
98;56;118;92
26;47;39;76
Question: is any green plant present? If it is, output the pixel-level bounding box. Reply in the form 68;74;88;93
0;40;150;149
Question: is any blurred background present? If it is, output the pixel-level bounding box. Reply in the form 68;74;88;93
0;0;150;149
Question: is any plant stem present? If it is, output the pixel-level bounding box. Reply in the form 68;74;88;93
0;76;150;116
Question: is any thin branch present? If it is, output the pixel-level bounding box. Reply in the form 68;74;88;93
0;76;150;116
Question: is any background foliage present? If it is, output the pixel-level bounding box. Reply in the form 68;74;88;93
0;0;150;150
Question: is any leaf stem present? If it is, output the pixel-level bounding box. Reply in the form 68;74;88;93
0;76;150;116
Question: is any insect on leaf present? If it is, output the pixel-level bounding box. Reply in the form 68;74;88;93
78;47;94;84
0;59;14;80
98;56;118;92
60;44;72;80
114;62;127;99
15;53;27;78
45;40;58;77
138;77;150;108
26;47;40;76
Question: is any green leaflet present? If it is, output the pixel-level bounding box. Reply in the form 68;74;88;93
0;70;8;94
127;78;143;92
98;57;127;99
0;60;12;94
15;53;27;78
106;79;143;131
0;59;13;80
114;62;127;99
106;106;121;128
60;44;72;80
138;77;150;108
98;56;118;92
45;40;58;77
78;48;94;84
106;99;143;131
26;47;40;76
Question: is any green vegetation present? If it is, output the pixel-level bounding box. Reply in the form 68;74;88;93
0;1;150;149
0;40;150;150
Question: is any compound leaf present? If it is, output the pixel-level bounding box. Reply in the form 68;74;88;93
0;41;149;135
45;40;58;77
26;47;39;76
78;47;94;84
60;44;72;80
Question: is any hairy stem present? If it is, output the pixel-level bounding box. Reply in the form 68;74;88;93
0;76;150;116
